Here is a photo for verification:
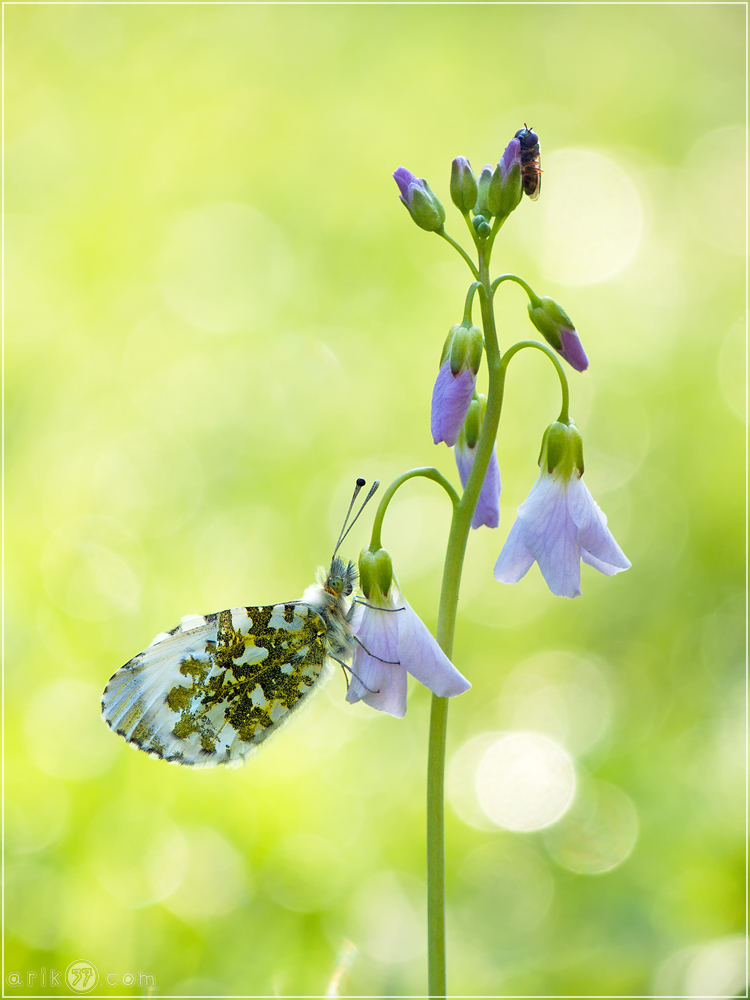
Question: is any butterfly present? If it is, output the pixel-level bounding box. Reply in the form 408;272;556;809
101;479;379;768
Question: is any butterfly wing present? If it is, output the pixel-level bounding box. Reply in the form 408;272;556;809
102;603;331;767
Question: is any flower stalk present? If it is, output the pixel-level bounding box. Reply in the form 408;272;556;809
426;240;504;998
386;137;628;998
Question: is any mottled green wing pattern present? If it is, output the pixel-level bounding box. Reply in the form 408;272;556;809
102;602;332;767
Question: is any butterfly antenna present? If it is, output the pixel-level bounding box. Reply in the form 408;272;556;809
332;479;380;558
332;478;365;556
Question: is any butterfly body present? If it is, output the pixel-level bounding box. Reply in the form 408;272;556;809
102;557;357;768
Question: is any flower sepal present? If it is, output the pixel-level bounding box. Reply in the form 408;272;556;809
541;420;584;478
443;322;483;377
358;546;394;603
462;394;483;448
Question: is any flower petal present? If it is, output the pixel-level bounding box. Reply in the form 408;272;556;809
581;548;625;577
396;599;471;698
567;479;631;573
393;166;419;203
518;474;582;598
499;137;522;178
430;363;475;446
346;651;408;718
454;440;473;487
493;516;535;583
455;442;501;529
347;603;408;717
559;328;589;372
472;445;501;529
355;605;398;660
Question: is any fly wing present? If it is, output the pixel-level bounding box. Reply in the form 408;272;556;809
527;151;542;201
102;603;331;768
528;167;542;201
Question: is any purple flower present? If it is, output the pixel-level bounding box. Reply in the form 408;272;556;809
528;297;589;373
393;166;420;202
431;361;476;447
346;587;471;718
393;167;446;232
499;137;522;177
455;439;501;530
494;422;629;598
487;138;523;217
431;323;483;447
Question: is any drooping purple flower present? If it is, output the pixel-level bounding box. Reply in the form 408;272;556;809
431;361;476;447
455;439;501;529
494;422;629;598
346;587;471;718
527;297;589;373
431;323;483;447
393;167;446;232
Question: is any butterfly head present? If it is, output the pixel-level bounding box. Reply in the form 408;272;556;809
325;556;357;598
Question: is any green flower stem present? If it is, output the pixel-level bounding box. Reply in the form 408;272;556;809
500;339;570;424
461;211;481;252
462;281;482;326
484;211;508;259
427;242;504;999
369;468;458;551
491;272;540;305
437;228;479;278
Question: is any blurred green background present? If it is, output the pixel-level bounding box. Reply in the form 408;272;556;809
5;4;745;998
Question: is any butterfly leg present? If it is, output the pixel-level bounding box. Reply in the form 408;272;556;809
353;600;406;612
331;656;380;695
353;634;400;664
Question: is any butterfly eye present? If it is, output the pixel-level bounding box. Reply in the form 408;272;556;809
328;575;344;595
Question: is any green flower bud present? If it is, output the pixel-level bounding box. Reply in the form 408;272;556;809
473;165;494;219
488;161;523;217
393;167;446;232
472;215;492;238
410;180;446;231
450;157;478;214
527;297;589;372
540;421;584;478
358;546;394;602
